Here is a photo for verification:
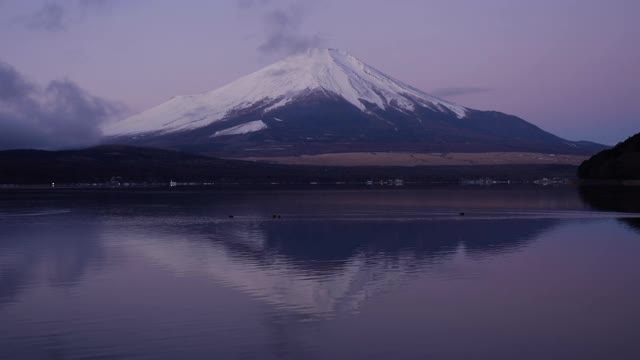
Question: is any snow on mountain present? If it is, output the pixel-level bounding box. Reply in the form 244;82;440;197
104;48;467;136
212;120;268;137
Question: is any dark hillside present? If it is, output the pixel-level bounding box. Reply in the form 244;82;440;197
578;133;640;180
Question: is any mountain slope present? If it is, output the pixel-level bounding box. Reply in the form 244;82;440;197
104;49;605;156
105;49;466;135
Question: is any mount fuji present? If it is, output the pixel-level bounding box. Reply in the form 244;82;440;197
104;49;604;157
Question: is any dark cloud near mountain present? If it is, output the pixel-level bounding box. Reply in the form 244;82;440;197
0;60;124;150
431;87;492;98
239;0;323;56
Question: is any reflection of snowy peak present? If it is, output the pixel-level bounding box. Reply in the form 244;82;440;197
127;223;417;318
105;49;605;156
105;49;466;136
119;216;558;318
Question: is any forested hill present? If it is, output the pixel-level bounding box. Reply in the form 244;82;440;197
578;133;640;180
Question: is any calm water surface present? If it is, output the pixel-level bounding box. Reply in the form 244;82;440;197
1;187;640;359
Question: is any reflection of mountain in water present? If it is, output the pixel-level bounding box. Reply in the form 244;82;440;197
0;215;105;308
128;217;558;317
0;188;583;318
579;186;640;234
625;219;640;233
221;219;556;270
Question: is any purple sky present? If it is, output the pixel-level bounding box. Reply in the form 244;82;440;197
0;0;638;145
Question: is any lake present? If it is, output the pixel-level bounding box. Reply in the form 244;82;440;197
1;186;640;359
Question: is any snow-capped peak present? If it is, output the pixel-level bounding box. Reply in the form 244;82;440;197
104;48;467;136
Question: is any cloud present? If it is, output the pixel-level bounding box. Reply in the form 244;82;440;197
239;0;324;56
431;87;492;98
0;60;125;150
18;0;120;32
26;2;66;32
237;0;271;9
78;0;120;13
79;0;117;7
259;6;323;55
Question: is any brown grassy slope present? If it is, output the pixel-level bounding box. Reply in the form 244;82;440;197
235;152;588;167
